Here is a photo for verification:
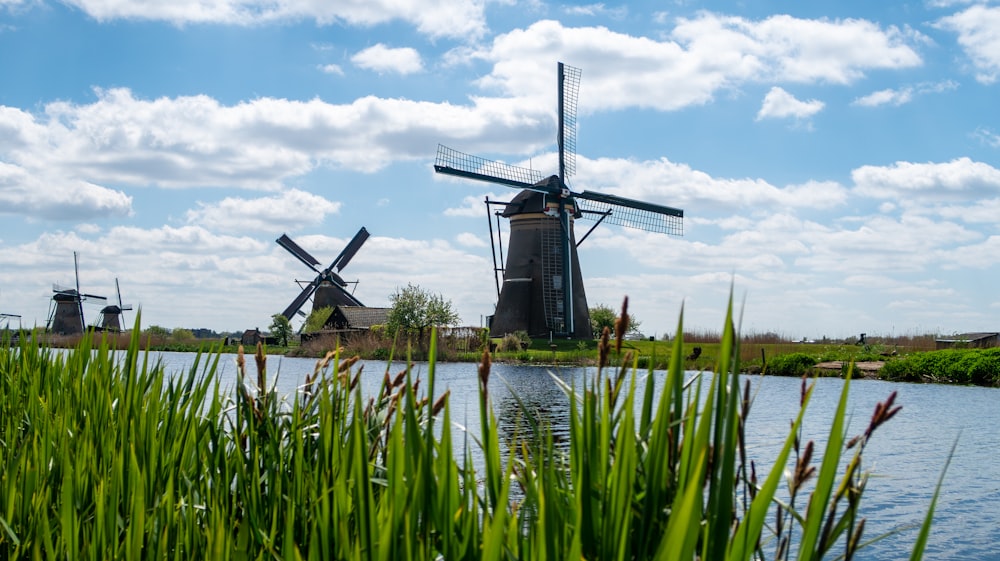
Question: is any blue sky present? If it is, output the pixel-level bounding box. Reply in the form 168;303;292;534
2;0;999;339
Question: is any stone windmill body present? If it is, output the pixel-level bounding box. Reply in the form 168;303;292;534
435;62;684;339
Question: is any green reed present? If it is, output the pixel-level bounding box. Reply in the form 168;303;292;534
0;296;945;559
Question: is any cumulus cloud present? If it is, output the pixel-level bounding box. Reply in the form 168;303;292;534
185;189;342;232
852;157;1000;201
473;15;919;114
0;162;133;220
442;192;508;217
936;5;1000;83
756;87;824;121
455;232;487;247
0;87;553;199
351;44;424;75
58;0;486;40
576;155;847;211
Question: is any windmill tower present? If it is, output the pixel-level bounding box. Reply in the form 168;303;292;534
48;252;108;335
96;278;133;332
276;227;370;321
435;62;683;338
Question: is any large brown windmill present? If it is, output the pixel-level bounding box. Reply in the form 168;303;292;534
435;62;684;339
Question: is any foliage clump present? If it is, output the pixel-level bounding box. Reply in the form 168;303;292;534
880;347;1000;385
765;352;818;376
302;306;334;333
385;283;459;337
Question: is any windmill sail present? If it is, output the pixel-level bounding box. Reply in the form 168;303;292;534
277;228;369;322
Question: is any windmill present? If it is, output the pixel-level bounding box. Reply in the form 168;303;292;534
435;62;683;338
47;252;108;335
276;227;370;322
96;278;133;332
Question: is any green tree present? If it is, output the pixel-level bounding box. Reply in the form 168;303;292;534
143;325;171;338
589;304;641;337
303;306;334;333
171;328;194;341
386;283;459;336
269;314;292;346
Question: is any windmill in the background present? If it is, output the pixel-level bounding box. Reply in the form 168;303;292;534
47;252;108;335
276;227;370;321
96;278;133;332
435;62;683;338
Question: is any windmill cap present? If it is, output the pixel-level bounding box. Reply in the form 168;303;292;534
501;187;581;218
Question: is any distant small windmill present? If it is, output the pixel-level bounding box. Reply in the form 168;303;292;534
276;227;370;321
96;278;133;332
435;62;684;338
47;252;108;335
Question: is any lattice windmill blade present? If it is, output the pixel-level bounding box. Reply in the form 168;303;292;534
558;62;581;180
575;191;684;236
435;145;546;190
277;234;322;272
329;227;370;273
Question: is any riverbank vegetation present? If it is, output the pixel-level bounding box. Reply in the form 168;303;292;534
0;299;945;559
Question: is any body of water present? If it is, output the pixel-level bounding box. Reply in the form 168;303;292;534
154;351;999;561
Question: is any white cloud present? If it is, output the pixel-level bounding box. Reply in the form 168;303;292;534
59;0;486;40
852;80;958;107
475;16;921;113
936;5;1000;83
318;63;344;76
0;87;554;203
455;232;486;247
853;88;913;107
562;3;628;19
185;189;342;232
974;127;1000;148
351;44;424;75
852;157;1000;201
756;87;824;121
578;155;847;211
0;162;133;220
443;192;509;217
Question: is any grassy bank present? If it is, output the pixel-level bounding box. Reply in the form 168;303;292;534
0;299;946;559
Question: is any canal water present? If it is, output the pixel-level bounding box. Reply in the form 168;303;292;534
154;351;999;561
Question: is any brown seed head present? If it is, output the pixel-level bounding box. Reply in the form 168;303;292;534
478;347;492;390
614;296;629;352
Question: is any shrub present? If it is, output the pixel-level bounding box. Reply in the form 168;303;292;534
765;352;818;376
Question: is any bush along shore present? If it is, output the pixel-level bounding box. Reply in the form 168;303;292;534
0;297;949;559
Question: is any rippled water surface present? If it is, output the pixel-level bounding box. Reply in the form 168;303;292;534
155;352;1000;561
